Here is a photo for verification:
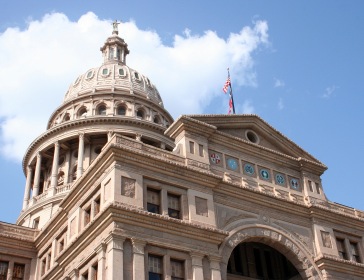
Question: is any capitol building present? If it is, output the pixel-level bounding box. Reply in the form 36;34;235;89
0;23;364;280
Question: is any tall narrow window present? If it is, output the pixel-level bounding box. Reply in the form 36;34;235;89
168;194;181;219
92;263;98;280
0;261;9;280
41;258;46;276
94;197;100;216
171;259;184;280
117;105;126;115
198;144;204;157
147;189;160;214
12;263;25;280
308;181;313;192
137;109;144;119
33;217;40;229
315;182;321;194
148;255;163;280
189;141;194;154
336;238;348;260
84;206;91;226
350;242;361;263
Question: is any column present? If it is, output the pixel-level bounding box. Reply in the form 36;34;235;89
106;235;125;280
132;239;146;280
50;141;60;189
209;256;222;280
32;153;42;198
77;133;85;178
190;253;204;280
95;243;106;280
22;166;33;210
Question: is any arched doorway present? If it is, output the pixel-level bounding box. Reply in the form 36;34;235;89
227;242;301;280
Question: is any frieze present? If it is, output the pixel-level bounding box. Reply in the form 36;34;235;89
187;159;209;170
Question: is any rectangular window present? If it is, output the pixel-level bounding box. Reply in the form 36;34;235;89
350;242;361;263
168;194;181;219
171;259;184;280
189;141;194;154
13;263;25;280
84;206;91;226
33;217;40;229
308;180;313;192
315;182;321;194
82;271;89;280
59;238;64;254
336;238;348;260
148;255;163;280
94;197;100;216
147;189;161;214
47;252;51;270
0;261;9;280
92;263;98;280
198;144;204;157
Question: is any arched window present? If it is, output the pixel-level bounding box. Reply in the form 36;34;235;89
136;109;145;119
117;105;126;116
78;107;87;118
63;113;70;122
153;116;161;124
97;105;107;115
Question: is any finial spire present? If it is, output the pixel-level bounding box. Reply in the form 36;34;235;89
112;20;120;35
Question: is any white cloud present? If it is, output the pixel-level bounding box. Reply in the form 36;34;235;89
274;78;285;88
323;85;338;98
0;12;269;162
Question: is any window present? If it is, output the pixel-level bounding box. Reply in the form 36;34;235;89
134;72;140;80
97;105;106;115
59;238;64;254
336;238;348;260
0;261;8;280
168;194;181;219
315;182;321;194
41;258;46;276
148;255;163;280
84;206;91;226
102;68;108;75
86;71;93;79
350;242;361;263
78;107;87;118
189;141;194;154
117;105;126;115
171;259;184;280
91;263;98;280
118;68;125;76
198;144;204;157
33;217;40;229
153;116;161;124
147;189;160;214
63;113;70;122
137;109;144;119
94;197;100;216
308;180;313;192
82;271;89;280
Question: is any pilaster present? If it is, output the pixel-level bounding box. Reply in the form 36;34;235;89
190;252;204;280
132;239;146;280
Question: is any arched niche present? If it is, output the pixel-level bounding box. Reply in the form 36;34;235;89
219;225;322;280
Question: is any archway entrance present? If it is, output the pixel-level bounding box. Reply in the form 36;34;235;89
227;242;302;280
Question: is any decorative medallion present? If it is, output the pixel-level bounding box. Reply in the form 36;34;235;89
227;158;238;171
260;169;270;180
290;178;300;190
244;163;255;175
275;173;285;185
210;153;221;164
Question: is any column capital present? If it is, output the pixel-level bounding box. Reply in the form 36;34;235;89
131;238;147;255
190;252;204;267
79;132;85;139
36;152;42;159
54;141;60;147
105;234;125;251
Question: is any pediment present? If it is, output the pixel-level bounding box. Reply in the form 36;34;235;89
187;114;323;165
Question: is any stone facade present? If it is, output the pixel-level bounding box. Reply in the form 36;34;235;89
1;24;364;280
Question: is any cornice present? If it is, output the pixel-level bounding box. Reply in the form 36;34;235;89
315;254;364;277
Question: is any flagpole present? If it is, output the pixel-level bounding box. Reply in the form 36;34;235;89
227;68;236;114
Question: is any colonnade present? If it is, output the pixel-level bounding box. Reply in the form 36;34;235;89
22;134;86;210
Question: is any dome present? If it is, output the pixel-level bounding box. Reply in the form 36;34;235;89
64;32;163;107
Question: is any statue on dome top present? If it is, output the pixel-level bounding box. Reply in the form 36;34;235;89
112;20;120;35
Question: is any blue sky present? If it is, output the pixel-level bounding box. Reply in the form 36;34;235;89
1;0;364;223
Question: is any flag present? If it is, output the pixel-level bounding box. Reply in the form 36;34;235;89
228;97;233;114
223;77;231;93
